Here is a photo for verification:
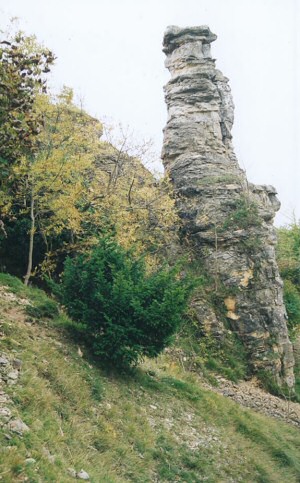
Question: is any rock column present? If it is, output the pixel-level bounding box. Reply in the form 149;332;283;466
162;26;294;387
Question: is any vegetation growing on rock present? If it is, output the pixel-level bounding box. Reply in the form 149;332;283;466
161;25;295;388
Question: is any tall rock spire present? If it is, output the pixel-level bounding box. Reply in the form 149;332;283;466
162;25;295;387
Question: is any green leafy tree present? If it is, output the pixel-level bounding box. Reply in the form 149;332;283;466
0;32;54;170
59;237;195;368
11;90;102;285
0;31;54;237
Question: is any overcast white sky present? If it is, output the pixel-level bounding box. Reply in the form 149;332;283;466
1;0;299;225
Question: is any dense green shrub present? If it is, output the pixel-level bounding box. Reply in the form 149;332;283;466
277;222;300;330
277;223;300;286
283;280;300;329
59;237;195;368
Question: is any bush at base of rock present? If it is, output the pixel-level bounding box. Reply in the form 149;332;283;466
57;236;195;368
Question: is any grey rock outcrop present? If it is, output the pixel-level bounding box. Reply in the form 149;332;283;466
7;418;30;434
162;25;295;387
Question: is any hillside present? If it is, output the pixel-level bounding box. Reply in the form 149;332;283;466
1;274;300;483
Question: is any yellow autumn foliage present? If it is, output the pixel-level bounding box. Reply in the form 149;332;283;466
10;89;179;279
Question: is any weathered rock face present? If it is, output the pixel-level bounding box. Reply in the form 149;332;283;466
162;25;295;387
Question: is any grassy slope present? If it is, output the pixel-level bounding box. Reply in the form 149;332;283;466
0;273;300;483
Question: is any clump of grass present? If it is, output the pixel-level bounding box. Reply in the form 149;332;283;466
257;369;300;403
0;272;59;318
221;196;261;231
0;272;26;293
235;411;300;474
175;321;248;383
25;298;59;319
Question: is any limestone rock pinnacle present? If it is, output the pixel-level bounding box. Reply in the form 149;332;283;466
162;25;295;387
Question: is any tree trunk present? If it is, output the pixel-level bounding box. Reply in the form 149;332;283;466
24;191;35;286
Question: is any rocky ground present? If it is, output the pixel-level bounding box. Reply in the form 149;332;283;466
202;376;300;428
0;286;92;481
0;287;30;444
167;347;300;429
0;351;30;436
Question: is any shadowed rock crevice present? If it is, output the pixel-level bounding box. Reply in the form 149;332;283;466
162;25;295;387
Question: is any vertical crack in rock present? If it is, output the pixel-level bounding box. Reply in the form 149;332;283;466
162;25;295;387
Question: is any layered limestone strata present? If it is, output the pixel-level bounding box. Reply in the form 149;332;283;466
162;25;295;386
